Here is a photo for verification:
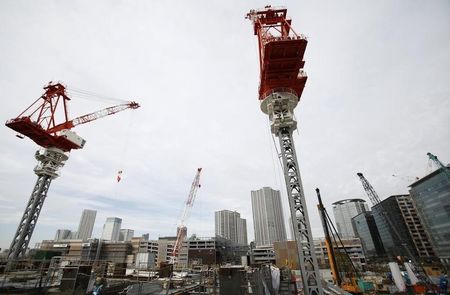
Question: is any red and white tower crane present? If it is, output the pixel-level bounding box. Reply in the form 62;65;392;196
171;168;202;264
246;6;323;295
5;82;140;260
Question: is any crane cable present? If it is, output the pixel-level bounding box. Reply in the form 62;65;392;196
66;86;129;104
66;85;136;185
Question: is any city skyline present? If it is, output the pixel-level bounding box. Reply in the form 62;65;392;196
0;0;449;251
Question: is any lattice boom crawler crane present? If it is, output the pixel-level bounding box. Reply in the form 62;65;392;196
5;82;139;260
246;6;323;295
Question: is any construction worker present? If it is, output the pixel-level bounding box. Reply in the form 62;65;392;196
92;277;104;295
439;274;448;295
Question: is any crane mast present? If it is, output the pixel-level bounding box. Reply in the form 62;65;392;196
5;82;140;260
172;168;202;262
247;6;323;295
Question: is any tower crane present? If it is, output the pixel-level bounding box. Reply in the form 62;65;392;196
171;168;202;264
246;6;323;295
427;152;450;179
5;82;140;260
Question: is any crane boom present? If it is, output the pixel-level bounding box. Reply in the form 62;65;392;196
356;173;382;205
47;101;140;134
172;168;202;260
5;82;140;152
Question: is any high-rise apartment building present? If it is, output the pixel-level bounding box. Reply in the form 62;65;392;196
215;210;248;245
332;199;368;238
76;209;97;241
410;166;450;266
119;229;134;242
54;229;72;241
251;187;287;247
101;217;122;241
237;218;248;245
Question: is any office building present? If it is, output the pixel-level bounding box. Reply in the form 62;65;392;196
178;236;249;268
410;166;450;266
119;229;134;242
157;236;176;265
215;210;248;245
332;198;368;238
76;209;97;241
54;229;72;241
396;194;435;258
372;195;418;259
101;217;122;241
251;187;287;246
352;211;385;258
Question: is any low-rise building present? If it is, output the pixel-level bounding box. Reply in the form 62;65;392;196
314;237;366;270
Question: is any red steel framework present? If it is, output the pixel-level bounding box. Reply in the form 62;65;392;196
6;82;139;152
247;6;308;100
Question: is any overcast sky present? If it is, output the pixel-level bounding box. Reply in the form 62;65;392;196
0;0;449;251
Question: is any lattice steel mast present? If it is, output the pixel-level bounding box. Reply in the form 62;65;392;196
8;148;68;259
247;6;323;295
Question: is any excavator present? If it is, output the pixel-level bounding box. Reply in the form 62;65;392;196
316;188;374;294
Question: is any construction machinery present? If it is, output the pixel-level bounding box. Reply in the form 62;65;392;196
356;173;440;292
315;188;374;294
171;168;202;263
427;152;450;179
5;82;140;260
246;6;323;295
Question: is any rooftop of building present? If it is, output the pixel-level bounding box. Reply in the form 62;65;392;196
332;198;366;205
409;165;450;188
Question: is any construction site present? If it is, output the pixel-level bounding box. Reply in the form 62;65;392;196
1;2;449;295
